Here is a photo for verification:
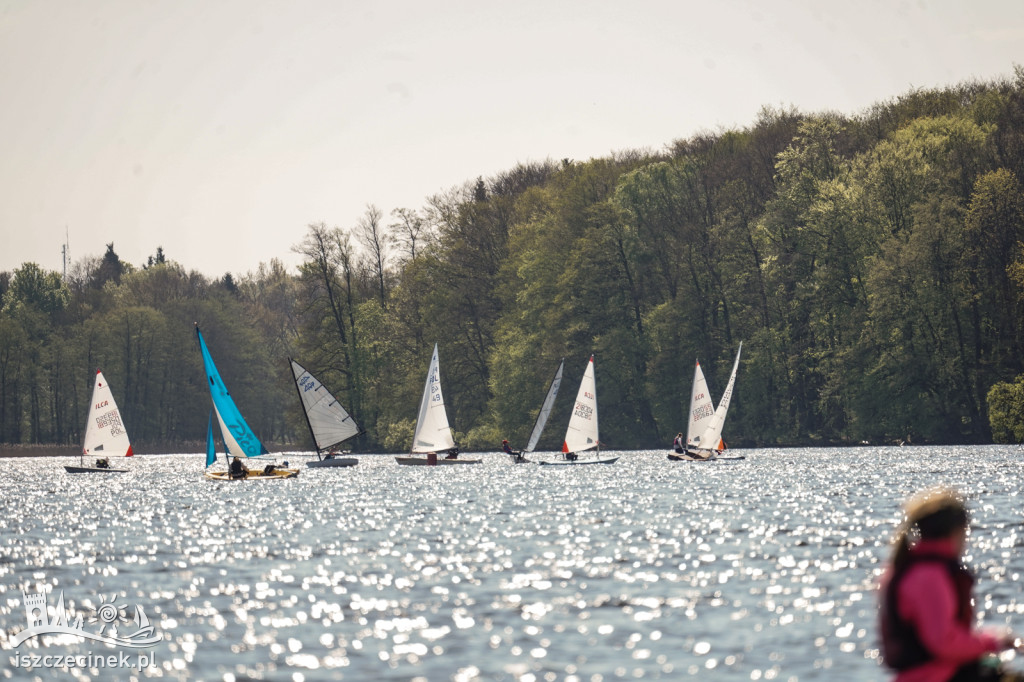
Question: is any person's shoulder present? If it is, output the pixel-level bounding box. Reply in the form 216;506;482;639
899;560;957;595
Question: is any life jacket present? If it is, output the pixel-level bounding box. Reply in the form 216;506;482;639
880;552;974;671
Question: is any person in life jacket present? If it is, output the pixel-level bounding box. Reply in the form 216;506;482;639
502;439;525;463
878;487;1020;681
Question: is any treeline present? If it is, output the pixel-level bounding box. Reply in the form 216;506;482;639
5;68;1024;452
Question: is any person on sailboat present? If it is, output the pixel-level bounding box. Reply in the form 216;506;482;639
503;439;526;463
673;433;684;454
230;456;248;479
444;447;460;460
878;486;1020;680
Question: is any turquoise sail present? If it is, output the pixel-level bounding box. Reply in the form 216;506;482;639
195;325;269;458
205;409;217;468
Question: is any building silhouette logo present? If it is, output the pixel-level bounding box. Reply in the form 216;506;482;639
11;589;160;649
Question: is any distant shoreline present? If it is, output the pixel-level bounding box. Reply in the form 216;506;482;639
0;444;206;458
0;445;79;458
0;443;313;458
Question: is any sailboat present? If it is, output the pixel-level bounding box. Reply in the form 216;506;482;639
64;369;132;473
195;324;298;480
506;359;564;464
670;342;744;462
539;355;619;466
395;344;480;466
289;359;360;468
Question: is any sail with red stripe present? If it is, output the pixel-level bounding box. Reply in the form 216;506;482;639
83;369;133;458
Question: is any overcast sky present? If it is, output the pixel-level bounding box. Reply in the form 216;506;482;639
1;0;1022;278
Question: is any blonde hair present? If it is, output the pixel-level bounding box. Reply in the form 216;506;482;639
891;487;969;570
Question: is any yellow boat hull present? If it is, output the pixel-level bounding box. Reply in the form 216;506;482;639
204;468;299;480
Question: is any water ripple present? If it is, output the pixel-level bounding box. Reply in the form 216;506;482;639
0;446;1022;680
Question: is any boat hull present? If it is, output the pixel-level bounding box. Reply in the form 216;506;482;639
394;456;482;466
307;457;358;468
667;452;745;462
538;456;619;466
204;468;299;480
64;465;128;473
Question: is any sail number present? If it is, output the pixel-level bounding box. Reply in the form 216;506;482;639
574;402;593;419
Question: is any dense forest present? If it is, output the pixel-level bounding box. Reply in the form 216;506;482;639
5;68;1024;453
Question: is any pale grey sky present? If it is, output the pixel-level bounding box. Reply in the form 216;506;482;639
1;0;1021;278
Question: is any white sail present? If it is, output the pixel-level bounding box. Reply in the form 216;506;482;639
210;404;245;459
685;360;716;448
82;370;133;458
525;359;564;453
562;355;599;454
411;344;456;453
693;342;743;453
290;359;360;452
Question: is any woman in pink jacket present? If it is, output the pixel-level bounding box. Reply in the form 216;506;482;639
879;487;1020;681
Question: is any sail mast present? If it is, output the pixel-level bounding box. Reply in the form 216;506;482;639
686;361;716;448
695;342;743;453
525;359;564;453
411;344;456;453
82;369;133;459
195;324;269;458
289;359;361;457
289;358;324;459
562;355;599;455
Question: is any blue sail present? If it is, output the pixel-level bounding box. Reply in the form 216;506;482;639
205;409;217;467
196;325;269;458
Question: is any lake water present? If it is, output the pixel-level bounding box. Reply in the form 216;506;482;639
1;446;1022;681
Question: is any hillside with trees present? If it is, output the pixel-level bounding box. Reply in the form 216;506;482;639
4;68;1024;452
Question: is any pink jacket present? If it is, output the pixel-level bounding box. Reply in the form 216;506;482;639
880;538;1002;681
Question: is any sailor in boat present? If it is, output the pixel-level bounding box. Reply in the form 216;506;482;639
260;460;288;475
878;487;1021;679
444;447;460;460
672;432;684;454
95;458;110;469
229;456;248;479
502;439;525;463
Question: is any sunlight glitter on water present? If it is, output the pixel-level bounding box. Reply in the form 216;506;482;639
0;446;1021;680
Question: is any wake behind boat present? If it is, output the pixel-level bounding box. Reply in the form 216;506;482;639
539;355;619;466
64;369;132;474
289;359;360;468
196;324;298;480
670;342;742;462
397;344;480;466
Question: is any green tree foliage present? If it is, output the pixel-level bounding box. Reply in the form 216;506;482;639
6;73;1024;449
2;262;70;317
988;375;1024;443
